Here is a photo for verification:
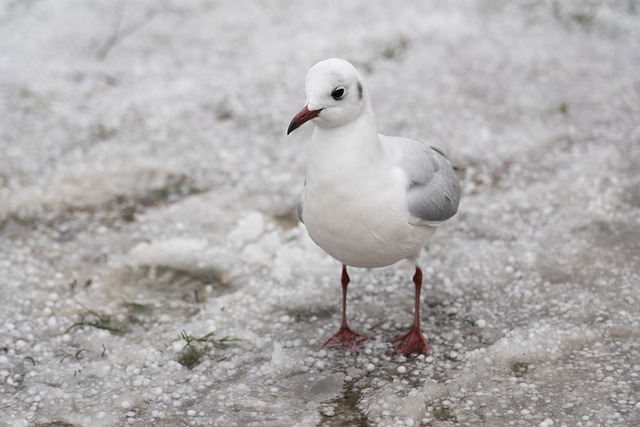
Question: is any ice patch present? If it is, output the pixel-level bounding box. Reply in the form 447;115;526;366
126;238;208;268
0;162;181;219
228;211;265;244
482;323;600;365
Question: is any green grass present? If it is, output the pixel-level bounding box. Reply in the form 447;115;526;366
557;101;569;116
177;330;240;369
286;309;304;323
66;303;128;335
123;301;155;315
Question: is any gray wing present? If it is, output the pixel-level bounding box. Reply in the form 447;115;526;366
380;135;461;225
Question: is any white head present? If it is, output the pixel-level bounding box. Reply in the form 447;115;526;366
287;58;370;135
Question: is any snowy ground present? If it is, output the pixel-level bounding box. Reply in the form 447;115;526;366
1;1;639;426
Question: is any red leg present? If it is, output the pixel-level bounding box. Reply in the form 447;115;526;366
391;266;430;356
321;265;371;350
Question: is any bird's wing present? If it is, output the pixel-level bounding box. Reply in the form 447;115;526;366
380;135;461;226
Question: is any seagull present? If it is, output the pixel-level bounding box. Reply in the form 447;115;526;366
287;58;461;356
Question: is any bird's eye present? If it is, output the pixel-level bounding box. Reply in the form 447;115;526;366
331;87;346;100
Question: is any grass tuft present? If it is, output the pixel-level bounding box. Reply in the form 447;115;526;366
177;330;240;369
123;301;154;315
66;303;127;335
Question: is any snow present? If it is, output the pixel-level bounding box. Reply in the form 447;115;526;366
1;0;639;426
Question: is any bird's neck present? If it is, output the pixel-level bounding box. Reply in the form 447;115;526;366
307;109;384;183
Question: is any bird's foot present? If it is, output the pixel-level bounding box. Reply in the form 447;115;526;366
391;326;429;356
321;326;371;351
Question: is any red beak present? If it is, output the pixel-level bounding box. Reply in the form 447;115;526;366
287;105;321;135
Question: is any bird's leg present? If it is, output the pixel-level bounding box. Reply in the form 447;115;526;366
321;265;371;351
391;266;430;356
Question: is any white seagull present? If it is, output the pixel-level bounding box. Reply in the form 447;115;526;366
287;58;461;356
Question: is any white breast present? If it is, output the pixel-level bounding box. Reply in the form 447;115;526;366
302;127;436;268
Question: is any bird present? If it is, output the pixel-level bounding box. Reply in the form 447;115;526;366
286;58;461;356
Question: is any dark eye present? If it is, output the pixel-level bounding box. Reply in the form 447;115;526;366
331;87;346;100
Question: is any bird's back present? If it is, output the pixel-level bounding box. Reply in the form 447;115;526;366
380;135;461;226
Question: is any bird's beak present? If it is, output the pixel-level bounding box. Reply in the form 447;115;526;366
287;105;321;135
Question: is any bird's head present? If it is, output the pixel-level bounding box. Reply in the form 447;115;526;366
287;58;368;135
